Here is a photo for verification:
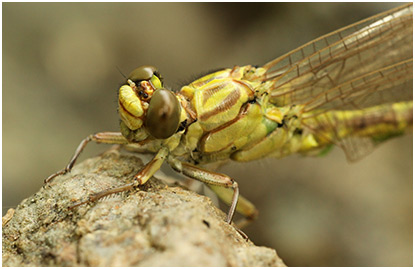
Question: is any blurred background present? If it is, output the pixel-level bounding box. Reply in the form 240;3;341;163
3;2;412;266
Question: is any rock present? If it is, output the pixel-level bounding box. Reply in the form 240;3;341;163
2;149;285;266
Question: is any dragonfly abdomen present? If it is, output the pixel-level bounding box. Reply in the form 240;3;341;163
297;101;413;161
304;101;412;144
344;101;412;144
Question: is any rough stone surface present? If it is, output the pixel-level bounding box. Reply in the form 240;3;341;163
2;150;285;266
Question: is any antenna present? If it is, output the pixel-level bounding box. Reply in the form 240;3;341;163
116;66;127;79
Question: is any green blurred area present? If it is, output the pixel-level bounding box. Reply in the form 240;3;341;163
3;3;412;266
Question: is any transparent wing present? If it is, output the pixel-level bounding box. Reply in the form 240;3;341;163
261;4;413;161
302;60;413;161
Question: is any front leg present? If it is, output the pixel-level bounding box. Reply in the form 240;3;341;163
70;147;169;208
45;132;129;184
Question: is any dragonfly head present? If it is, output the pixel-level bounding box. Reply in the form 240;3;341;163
118;66;181;141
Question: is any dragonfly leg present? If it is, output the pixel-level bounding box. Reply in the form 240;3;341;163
70;147;169;209
45;132;129;184
207;185;258;229
69;182;136;209
168;159;239;225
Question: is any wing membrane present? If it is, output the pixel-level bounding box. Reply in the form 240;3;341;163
263;3;412;110
261;4;413;161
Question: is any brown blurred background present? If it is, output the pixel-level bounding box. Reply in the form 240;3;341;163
3;2;412;266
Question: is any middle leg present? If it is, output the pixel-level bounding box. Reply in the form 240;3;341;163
167;158;239;225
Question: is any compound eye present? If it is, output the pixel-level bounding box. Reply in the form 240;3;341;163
145;88;181;139
128;66;158;82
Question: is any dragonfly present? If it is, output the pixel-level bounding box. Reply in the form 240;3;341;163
45;4;413;229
